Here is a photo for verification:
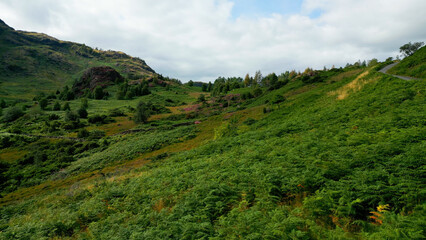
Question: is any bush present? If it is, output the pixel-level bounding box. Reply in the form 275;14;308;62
53;101;61;111
88;114;107;124
48;114;60;120
89;130;106;140
109;108;125;117
39;98;48;110
65;111;79;122
134;101;151;124
77;129;90;138
78;108;88;118
253;88;263;97
2;106;24;122
62;102;71;111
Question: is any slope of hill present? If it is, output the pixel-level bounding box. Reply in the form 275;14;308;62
388;46;426;78
0;21;425;239
0;19;155;100
0;65;424;239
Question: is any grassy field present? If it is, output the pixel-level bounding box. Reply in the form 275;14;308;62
0;60;425;239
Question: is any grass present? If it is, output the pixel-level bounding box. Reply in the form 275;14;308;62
388;46;426;78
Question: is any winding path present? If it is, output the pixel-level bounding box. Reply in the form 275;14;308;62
379;62;420;80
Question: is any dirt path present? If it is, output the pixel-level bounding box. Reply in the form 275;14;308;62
379;62;420;80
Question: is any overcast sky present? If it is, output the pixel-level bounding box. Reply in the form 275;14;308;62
1;0;425;82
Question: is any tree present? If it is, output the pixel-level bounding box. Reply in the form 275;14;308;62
202;83;208;92
65;111;79;122
244;73;251;87
272;94;286;104
81;98;89;109
253;88;263;97
78;108;88;118
2;107;24;122
263;73;278;89
399;42;424;57
39;98;48;110
0;99;6;108
208;82;213;92
254;70;262;86
198;94;206;103
134;101;151;124
53;101;61;111
62;102;71;111
188;80;194;87
141;85;151;96
93;86;105;100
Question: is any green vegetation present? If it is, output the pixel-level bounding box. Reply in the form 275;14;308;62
389;46;426;78
0;20;155;101
0;21;425;239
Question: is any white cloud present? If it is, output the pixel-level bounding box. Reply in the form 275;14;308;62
0;0;425;82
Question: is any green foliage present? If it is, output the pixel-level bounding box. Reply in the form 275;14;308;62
39;98;48;110
65;111;79;122
214;117;239;139
62;102;71;111
134;101;151;123
77;108;88;118
399;41;424;57
77;128;90;138
389;46;426;78
53;101;61;111
0;99;7;108
187;80;194;87
252;87;263;97
93;86;106;100
80;98;89;109
2;106;24;122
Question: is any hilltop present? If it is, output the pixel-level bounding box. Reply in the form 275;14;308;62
0;21;425;239
0;19;155;100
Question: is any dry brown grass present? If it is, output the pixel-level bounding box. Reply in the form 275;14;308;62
329;71;378;100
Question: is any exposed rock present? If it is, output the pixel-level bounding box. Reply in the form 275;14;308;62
72;66;124;95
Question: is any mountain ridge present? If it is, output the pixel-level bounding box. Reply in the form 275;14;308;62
0;19;155;100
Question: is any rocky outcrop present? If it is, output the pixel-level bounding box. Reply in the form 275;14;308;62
72;66;124;95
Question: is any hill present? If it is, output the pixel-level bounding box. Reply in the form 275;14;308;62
388;46;426;78
0;19;155;101
0;22;425;239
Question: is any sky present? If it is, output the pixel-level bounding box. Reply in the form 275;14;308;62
0;0;425;82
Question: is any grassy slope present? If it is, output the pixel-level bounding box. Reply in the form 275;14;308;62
388;46;426;78
0;66;424;239
0;19;155;100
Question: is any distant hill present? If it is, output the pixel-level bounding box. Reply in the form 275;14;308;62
388;46;426;78
0;19;155;100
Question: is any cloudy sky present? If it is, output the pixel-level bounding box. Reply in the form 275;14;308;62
1;0;425;82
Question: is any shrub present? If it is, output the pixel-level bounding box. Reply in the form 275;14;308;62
39;98;48;110
78;108;88;118
109;108;125;117
65;111;79;122
62;102;71;111
88;114;107;124
2;106;24;122
134;101;151;123
89;130;106;140
253;88;263;97
53;101;61;111
77;129;90;138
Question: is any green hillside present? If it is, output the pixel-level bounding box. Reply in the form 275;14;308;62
388;46;426;78
0;22;425;239
0;19;155;100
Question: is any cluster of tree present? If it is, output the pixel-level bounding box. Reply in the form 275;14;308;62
116;81;151;100
211;77;243;96
134;101;170;123
399;41;424;57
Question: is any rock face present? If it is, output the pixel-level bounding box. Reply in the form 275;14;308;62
72;66;124;95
